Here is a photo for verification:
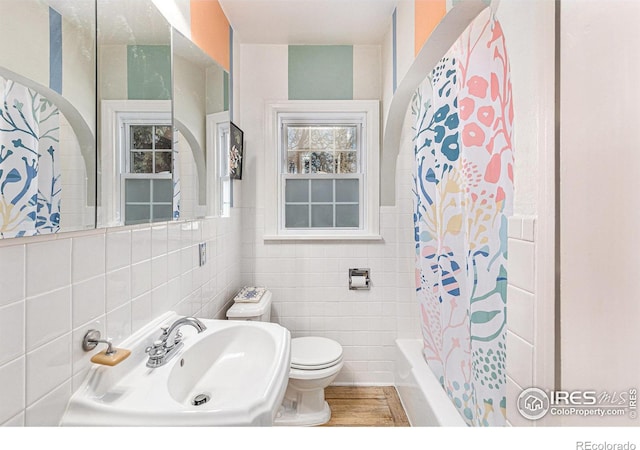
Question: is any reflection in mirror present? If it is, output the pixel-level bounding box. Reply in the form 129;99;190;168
0;0;96;238
172;28;230;221
97;0;173;227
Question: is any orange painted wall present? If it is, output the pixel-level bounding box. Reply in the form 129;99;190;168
190;0;230;71
414;0;447;56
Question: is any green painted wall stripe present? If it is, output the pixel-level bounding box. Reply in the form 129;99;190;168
288;45;353;100
49;7;62;95
127;45;172;100
229;25;234;120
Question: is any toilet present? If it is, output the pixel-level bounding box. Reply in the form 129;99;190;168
226;289;344;426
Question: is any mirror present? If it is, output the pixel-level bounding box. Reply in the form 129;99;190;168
0;0;96;238
96;0;173;227
172;28;230;221
0;0;232;235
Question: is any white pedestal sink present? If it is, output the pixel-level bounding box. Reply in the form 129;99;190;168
60;312;291;426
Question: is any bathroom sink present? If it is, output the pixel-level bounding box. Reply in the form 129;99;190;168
60;312;291;426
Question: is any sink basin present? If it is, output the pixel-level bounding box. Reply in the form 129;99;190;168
61;312;291;426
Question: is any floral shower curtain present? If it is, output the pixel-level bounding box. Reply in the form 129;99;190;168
0;76;61;238
412;9;513;426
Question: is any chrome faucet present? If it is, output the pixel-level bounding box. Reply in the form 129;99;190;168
145;317;207;368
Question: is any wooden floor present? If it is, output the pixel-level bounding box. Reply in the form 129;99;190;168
321;386;410;427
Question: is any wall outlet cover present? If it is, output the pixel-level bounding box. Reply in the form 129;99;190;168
199;242;206;267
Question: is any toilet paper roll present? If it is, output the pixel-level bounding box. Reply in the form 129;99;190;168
350;275;368;288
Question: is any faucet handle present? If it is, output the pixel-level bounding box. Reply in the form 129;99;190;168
173;330;184;345
145;340;168;368
145;340;165;356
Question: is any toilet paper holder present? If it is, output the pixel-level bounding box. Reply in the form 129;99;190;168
349;268;371;290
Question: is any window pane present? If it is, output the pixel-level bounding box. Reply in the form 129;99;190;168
155;152;172;173
153;179;173;203
276;110;374;236
311;205;333;228
219;130;230;176
335;126;357;150
336;179;359;202
152;205;173;222
310;151;334;173
131;125;153;149
285;179;309;203
311;179;333;202
154;126;172;149
310;127;333;150
287;127;309;150
125;204;150;225
336;204;359;228
131;151;153;173
300;153;311;174
286;154;299;174
220;177;231;217
336;151;357;173
125;179;151;202
285;205;309;228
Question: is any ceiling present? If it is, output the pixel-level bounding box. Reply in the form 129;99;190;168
46;0;172;45
218;0;399;45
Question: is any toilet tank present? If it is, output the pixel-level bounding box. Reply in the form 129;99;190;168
226;289;272;321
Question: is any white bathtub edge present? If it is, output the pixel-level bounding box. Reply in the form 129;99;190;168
395;338;468;427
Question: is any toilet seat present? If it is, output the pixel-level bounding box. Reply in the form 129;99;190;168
290;337;343;370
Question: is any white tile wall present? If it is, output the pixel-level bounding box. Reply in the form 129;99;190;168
0;212;242;426
238;64;421;384
506;376;531;427
106;266;130;312
506;285;535;344
176;132;200;221
506;215;537;427
71;233;105;282
25;380;72;426
58;114;94;232
26;240;71;297
25;333;72;405
0;302;24;366
0;358;24;424
506;330;533;388
0;244;25;306
106;229;131;271
72;275;106;327
240;206;409;385
507;239;535;293
26;287;71;351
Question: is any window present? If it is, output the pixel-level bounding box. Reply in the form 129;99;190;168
121;120;174;225
282;122;362;229
265;101;380;240
206;111;231;218
218;122;232;217
99;100;172;227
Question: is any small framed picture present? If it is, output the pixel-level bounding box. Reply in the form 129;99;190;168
229;121;244;180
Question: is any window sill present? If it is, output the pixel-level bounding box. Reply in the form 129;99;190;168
263;234;383;242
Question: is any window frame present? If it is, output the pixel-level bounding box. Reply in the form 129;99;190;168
120;118;174;225
264;100;380;241
206;111;232;218
280;117;364;231
99;100;172;227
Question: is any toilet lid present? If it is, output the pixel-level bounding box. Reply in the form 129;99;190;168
290;337;343;370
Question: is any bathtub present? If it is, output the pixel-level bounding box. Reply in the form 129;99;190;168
395;339;467;426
